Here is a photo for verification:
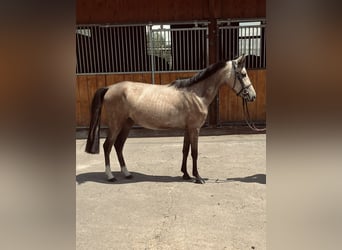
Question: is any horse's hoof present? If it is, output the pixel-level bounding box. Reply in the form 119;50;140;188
195;178;205;184
182;174;191;180
125;174;133;179
108;177;117;182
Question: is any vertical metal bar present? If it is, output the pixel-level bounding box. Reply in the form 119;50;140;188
220;27;223;61
113;27;119;72
263;26;266;68
76;27;82;73
157;29;160;72
149;24;155;84
244;27;249;55
88;26;94;73
192;28;194;69
242;27;246;54
134;26;138;71
159;29;162;71
197;29;201;68
120;26;124;72
124;27;128;72
115;26;119;72
172;29;175;71
91;26;95;73
99;27;104;73
116;26;121;72
143;26;148;72
193;29;197;69
141;26;146;71
224;27;227;61
172;29;174;71
250;26;253;69
227;27;230;60
119;26;124;72
127;27;133;72
232;26;235;58
162;29;165;71
182;30;186;70
205;27;209;67
109;27;114;73
85;26;91;73
186;30;189;70
105;27;110;72
94;26;99;73
103;27;108;72
102;27;108;72
82;27;88;73
223;27;226;60
80;26;87;73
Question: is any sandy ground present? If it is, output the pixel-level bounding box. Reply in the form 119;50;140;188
76;134;266;250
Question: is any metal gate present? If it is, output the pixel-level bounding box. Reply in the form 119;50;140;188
218;19;266;69
76;22;209;84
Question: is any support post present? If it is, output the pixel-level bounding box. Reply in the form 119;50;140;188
208;18;219;127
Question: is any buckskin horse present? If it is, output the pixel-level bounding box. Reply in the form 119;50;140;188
85;55;256;184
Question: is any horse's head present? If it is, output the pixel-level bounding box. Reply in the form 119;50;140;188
230;55;256;102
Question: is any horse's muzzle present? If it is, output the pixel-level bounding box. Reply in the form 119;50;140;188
243;94;255;102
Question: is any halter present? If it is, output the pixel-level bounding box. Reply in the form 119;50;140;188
232;61;252;97
232;61;266;132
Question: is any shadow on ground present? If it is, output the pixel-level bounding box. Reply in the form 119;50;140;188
226;174;266;184
76;172;266;185
76;171;185;185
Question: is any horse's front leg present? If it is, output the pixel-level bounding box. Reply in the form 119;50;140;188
181;130;191;180
189;128;205;184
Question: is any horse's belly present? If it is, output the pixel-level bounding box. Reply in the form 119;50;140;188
125;85;207;129
129;104;187;130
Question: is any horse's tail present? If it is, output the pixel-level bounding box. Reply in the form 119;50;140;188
85;87;109;154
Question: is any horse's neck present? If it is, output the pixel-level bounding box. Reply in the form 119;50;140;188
194;73;226;106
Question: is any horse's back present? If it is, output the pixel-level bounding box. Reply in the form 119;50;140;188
103;81;206;129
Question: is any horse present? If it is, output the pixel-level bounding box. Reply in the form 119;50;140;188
85;55;256;184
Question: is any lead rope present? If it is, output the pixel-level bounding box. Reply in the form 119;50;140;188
242;98;266;132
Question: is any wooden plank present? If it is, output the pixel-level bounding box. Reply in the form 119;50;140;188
86;76;98;126
105;74;124;86
122;74;134;81
256;70;266;121
76;77;81;126
131;73;144;83
77;75;90;127
218;84;229;122
87;75;98;106
95;75;107;125
141;73;152;84
159;72;172;85
96;75;106;89
247;70;258;121
77;0;265;24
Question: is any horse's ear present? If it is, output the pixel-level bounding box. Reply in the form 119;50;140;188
237;54;246;68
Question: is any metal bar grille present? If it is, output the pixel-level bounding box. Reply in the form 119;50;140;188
76;22;209;75
76;20;266;74
218;20;266;69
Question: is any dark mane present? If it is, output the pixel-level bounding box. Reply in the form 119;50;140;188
169;61;227;88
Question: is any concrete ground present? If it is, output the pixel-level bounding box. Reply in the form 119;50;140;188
76;133;266;250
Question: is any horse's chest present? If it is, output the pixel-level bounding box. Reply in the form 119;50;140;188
186;98;208;126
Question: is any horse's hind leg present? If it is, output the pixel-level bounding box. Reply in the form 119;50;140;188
103;128;120;182
181;130;191;180
114;118;134;179
189;128;205;184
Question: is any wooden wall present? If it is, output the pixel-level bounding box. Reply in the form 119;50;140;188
77;0;266;24
76;70;266;127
